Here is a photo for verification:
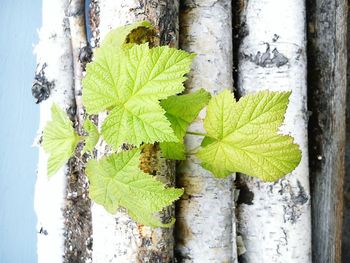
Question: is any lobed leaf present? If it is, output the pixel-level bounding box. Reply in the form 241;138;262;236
82;119;99;154
85;149;184;227
42;104;80;177
160;89;211;160
82;43;195;148
159;142;186;160
197;90;301;181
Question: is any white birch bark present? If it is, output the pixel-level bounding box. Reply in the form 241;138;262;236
67;0;87;130
63;1;93;262
90;1;179;262
236;1;311;262
33;0;75;262
175;1;237;262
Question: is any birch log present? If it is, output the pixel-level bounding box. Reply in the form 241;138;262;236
236;1;311;262
33;0;75;262
175;1;236;262
307;1;348;262
64;1;93;262
343;4;350;260
90;1;179;262
67;0;89;129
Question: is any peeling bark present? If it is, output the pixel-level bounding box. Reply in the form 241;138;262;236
175;1;236;262
307;1;348;262
33;0;75;262
90;1;179;262
344;4;350;261
67;0;89;129
236;1;311;262
63;1;93;262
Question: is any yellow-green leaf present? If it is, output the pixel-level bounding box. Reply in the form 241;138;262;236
159;142;186;160
82;43;195;148
82;119;99;154
42;104;80;177
86;149;184;227
160;89;211;160
197;90;301;181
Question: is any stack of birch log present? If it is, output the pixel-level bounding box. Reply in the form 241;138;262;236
33;0;349;262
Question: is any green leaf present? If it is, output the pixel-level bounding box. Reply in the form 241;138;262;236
200;136;215;147
82;43;195;148
159;89;211;160
159;142;186;160
161;89;211;137
82;119;99;154
85;149;184;227
197;90;301;181
101;21;155;48
42;104;80;177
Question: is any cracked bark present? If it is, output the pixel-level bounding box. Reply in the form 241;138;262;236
63;1;93;262
90;1;179;262
67;0;89;129
344;3;350;262
175;0;237;262
307;1;348;262
236;1;311;262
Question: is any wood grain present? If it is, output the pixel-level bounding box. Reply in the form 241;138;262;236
307;0;348;262
342;2;350;262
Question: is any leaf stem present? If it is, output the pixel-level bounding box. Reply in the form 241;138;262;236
186;131;208;137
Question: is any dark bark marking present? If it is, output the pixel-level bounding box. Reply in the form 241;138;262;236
272;34;280;42
63;17;71;36
66;0;85;17
280;179;309;224
174;253;192;263
236;176;254;205
38;227;48;236
276;227;288;256
32;63;54;104
293;180;309;206
241;42;288;68
78;45;92;71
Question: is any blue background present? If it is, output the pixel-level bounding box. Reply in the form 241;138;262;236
0;1;42;262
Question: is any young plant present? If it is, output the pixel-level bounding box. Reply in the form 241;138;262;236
41;21;301;227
